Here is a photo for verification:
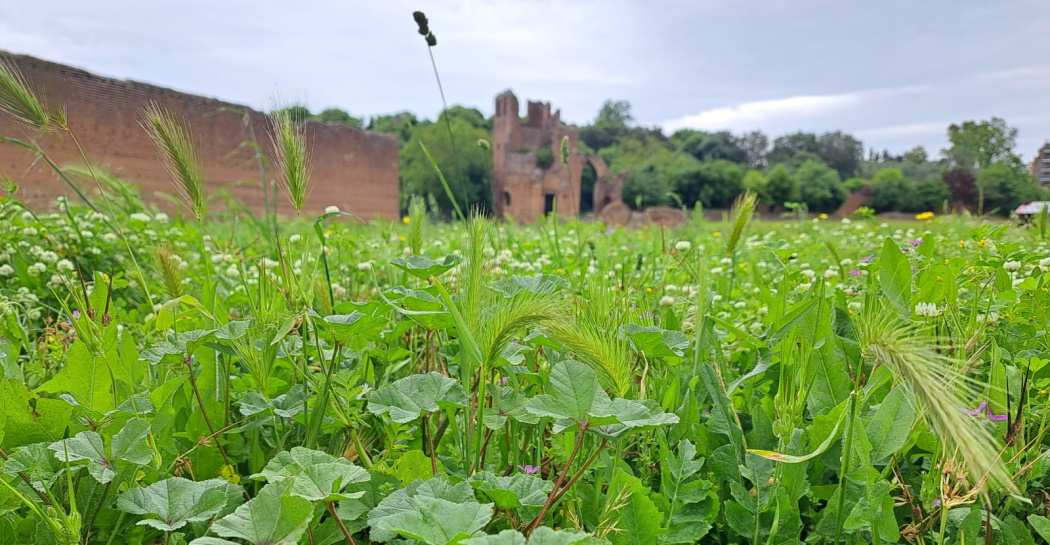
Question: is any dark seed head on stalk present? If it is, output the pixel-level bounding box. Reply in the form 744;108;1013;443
413;11;430;35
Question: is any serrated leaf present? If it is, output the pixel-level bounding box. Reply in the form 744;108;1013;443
462;527;593;545
117;477;231;531
322;312;387;343
0;379;77;449
367;372;468;423
524;360;603;425
252;447;369;502
37;340;116;413
367;478;477;543
607;469;666;545
377;496;493;544
2;442;64;491
469;472;552;509
49;431;115;483
625;324;689;359
215;321;250;340
208;481;313;545
112;418;154;465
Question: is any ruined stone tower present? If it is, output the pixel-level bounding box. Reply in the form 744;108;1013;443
491;90;623;222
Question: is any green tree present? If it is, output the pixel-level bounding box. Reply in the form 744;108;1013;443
673;160;744;209
742;169;771;206
623;164;669;209
904;146;928;163
944;117;1018;171
869;168;915;212
770;132;820;164
817;131;864;179
766;164;798;207
909;177;950;213
400;117;493;215
368;112;419;142
595;99;633;127
795;159;847;212
439;106;490;131
678;131;746;163
314;108;363;128
977;162;1046;215
740;130;770;168
273;105;311;124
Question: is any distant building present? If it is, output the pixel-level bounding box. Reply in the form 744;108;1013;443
1016;201;1050;222
1032;142;1050;185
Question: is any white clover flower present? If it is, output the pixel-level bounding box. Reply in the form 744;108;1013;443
824;268;839;279
102;233;118;244
23;227;38;236
841;218;852;224
260;258;280;269
1040;257;1050;273
840;258;853;266
674;240;691;251
332;283;347;299
801;269;816;280
56;259;75;272
848;301;862;312
325;205;340;214
357;261;372;271
710;267;724;275
914;302;940;317
403;247;412;256
798;282;812;291
664;284;678;292
1004;260;1022;272
733;301;746;309
976;311;1000;324
27;262;46;276
659;295;674;306
0;264;13;276
224;265;240;278
40;251;58;263
719;257;732;266
289;234;302;244
154;212;169;223
129;212;151;222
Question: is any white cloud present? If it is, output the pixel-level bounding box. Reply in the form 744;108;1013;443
855;121;947;140
661;86;926;134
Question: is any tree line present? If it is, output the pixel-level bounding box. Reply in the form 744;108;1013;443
278;102;1048;217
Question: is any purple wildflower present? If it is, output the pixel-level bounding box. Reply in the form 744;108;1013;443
517;464;540;474
496;376;509;386
859;255;873;264
848;270;861;276
962;401;1008;421
933;498;941;506
908;240;923;246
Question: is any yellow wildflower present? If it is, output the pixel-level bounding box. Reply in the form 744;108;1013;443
402;216;411;224
713;232;722;237
819;213;828;219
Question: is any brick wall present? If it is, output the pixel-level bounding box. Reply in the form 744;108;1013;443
0;52;400;219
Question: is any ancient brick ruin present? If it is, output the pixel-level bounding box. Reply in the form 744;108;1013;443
0;52;400;219
491;91;625;222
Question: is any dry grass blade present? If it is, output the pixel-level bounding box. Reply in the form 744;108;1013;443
858;306;1015;493
726;190;757;256
0;58;51;131
269;108;311;213
141;102;206;219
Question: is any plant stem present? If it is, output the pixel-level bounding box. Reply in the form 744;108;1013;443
525;425;587;536
327;501;358;545
833;390;860;544
425;413;438;475
185;355;231;466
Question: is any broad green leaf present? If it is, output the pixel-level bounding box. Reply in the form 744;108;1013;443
382;286;453;330
367;478;477;543
252;446;369;502
490;274;569;297
208;481;314;545
214;320;250;340
1028;515;1050;542
607;468;666;545
117;477;231;531
625;324;689;359
367;372;468;423
879;237;912;311
49;431;115;483
2;442;64;491
462;527;593;545
593;398;679;436
485;386;539;430
660;440;717;543
377;496;493;545
390;254;460;280
524;360;604;426
0;379;77;449
112;418;154;465
865;387;916;464
468;472;552;509
37;340;116;413
322;312;387;343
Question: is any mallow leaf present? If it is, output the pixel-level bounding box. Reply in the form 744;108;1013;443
523;360;605;426
252;446;369;502
624;324;689;359
111;418;155;466
367;478;477;543
390;254;460;280
2;442;64;491
49;431;115;483
367;372;468;423
462;527;593;545
322;312;387;343
377;496;493;544
117;477;231;531
468;472;552;509
205;481;313;545
591;398;679;438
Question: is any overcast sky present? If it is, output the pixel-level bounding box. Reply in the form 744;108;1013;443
3;0;1049;159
